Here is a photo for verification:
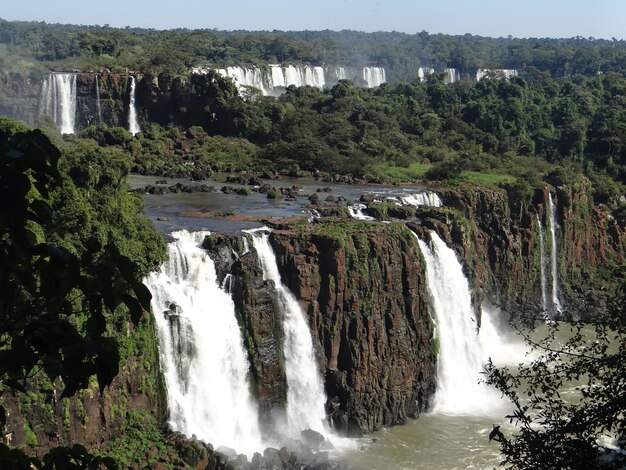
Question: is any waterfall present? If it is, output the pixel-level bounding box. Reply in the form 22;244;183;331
444;68;460;84
348;203;375;221
197;65;385;95
146;230;263;455
128;76;140;135
417;67;434;81
362;67;386;88
246;229;328;436
415;231;499;415
39;73;77;134
94;74;102;124
476;69;519;81
399;191;442;208
537;214;548;314
548;193;562;313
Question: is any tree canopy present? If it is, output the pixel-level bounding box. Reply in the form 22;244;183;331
0;118;165;468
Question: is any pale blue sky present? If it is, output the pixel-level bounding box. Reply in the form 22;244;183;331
2;0;625;39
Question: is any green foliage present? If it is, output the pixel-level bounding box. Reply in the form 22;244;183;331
266;187;281;199
0;119;163;467
431;337;440;356
23;422;37;446
485;287;626;469
105;410;170;467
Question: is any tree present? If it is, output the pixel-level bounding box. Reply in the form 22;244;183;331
0;120;154;468
485;286;626;469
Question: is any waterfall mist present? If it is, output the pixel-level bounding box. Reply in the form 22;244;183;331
246;229;328;437
415;231;503;415
146;230;264;456
128;76;141;135
39;73;77;134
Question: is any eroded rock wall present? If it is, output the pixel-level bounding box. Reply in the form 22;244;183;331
268;224;436;436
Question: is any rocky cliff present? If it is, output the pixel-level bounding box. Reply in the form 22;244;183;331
421;182;625;321
204;223;437;437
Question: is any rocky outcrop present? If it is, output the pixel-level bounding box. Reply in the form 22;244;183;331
0;317;166;463
426;182;626;321
267;223;436;436
200;223;436;437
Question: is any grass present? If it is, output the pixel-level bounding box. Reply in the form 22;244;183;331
371;161;517;188
460;171;517;187
370;162;430;183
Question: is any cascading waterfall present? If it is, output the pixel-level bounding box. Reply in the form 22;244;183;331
399;191;442;208
362;67;386;88
415;231;500;415
417;67;434;81
348;203;375;221
128;76;141;135
348;191;442;221
39;73;77;134
246;229;328;436
536;214;549;314
146;230;263;455
94;74;102;124
548;193;563;313
476;68;519;81
444;68;460;84
196;65;385;95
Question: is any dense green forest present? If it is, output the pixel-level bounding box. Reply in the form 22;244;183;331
2;18;626;80
0;18;625;202
0;118;170;466
70;69;626;210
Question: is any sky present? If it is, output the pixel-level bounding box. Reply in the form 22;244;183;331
2;0;625;40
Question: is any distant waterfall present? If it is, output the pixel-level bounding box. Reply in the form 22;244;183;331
195;64;386;95
246;229;328;436
536;214;548;314
146;230;263;455
476;69;519;81
548;193;562;313
348;190;442;221
94;75;102;124
444;68;460;84
415;231;499;415
128;77;140;135
39;73;77;134
362;67;386;88
417;67;434;81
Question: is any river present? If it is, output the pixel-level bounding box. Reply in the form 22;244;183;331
133;173;583;469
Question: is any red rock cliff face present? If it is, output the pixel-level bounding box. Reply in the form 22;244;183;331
265;224;436;436
1;319;164;458
428;183;625;320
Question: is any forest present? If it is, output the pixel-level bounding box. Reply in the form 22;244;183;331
2;18;626;80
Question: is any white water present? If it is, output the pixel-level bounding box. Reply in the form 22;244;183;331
94;75;102;124
128;76;141;135
146;230;263;455
478;302;533;366
348;191;441;221
417;67;434;81
194;65;386;95
537;214;549;314
246;229;328;436
39;73;77;134
362;66;386;88
548;193;562;313
348;203;375;221
444;68;460;84
416;231;503;415
399;191;442;208
476;69;519;81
